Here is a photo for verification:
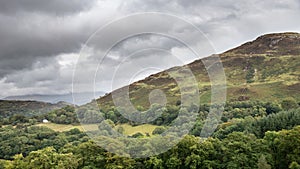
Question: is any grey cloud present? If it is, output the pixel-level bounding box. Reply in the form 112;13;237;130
2;56;75;96
85;13;216;60
0;13;89;77
121;0;300;27
109;34;183;57
0;0;97;16
94;49;185;91
0;0;121;80
4;57;59;87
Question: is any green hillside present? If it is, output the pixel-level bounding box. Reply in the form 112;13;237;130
96;32;300;111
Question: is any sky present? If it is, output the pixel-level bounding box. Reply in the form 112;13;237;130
0;0;300;98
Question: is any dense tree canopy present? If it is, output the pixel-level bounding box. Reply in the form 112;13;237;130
0;101;299;168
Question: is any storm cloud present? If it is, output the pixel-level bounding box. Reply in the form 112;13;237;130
0;0;300;98
0;0;97;15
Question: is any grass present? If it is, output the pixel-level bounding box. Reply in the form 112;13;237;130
35;122;158;136
36;123;81;132
115;124;158;136
36;123;98;132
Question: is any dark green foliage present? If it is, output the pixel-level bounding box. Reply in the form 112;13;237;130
214;108;300;139
251;108;300;137
9;114;29;125
43;101;283;128
0;101;298;168
264;102;282;115
289;162;300;169
257;155;272;169
189;119;203;136
152;126;167;135
42;106;78;124
0;100;67;124
131;132;144;138
9;147;79;169
1;125;300;169
223;101;281;119
246;66;255;83
0;126;88;160
62;141;107;169
281;98;298;110
265;126;300;169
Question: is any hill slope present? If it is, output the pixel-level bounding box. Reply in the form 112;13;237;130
96;32;300;110
0;100;69;119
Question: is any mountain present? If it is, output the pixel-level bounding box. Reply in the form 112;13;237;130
4;91;105;105
95;32;300;111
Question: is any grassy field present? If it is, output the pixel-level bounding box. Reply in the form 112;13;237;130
36;123;99;132
36;123;158;136
115;123;158;136
36;123;83;132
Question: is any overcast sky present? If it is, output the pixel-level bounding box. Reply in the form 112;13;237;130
0;0;300;98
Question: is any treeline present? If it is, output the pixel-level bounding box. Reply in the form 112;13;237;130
1;99;298;126
190;100;296;137
213;108;300;139
1;126;299;169
74;99;295;128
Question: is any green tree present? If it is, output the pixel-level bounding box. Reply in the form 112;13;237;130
131;132;144;138
289;162;300;169
257;155;271;169
152;126;166;135
281;98;298;110
63;141;106;168
223;132;267;169
264;126;300;168
9;147;79;169
246;67;255;83
145;157;163;169
116;126;125;134
105;154;136;169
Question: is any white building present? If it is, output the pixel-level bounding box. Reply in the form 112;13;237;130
42;119;49;123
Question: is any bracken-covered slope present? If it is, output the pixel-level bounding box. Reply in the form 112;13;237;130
96;32;300;110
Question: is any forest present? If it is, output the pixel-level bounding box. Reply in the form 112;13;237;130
0;99;299;169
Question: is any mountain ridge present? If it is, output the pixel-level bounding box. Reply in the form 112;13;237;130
4;91;105;105
223;32;300;55
0;99;70;120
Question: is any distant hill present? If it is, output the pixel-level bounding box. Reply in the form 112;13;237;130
4;91;105;106
0;100;70;119
95;32;300;110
